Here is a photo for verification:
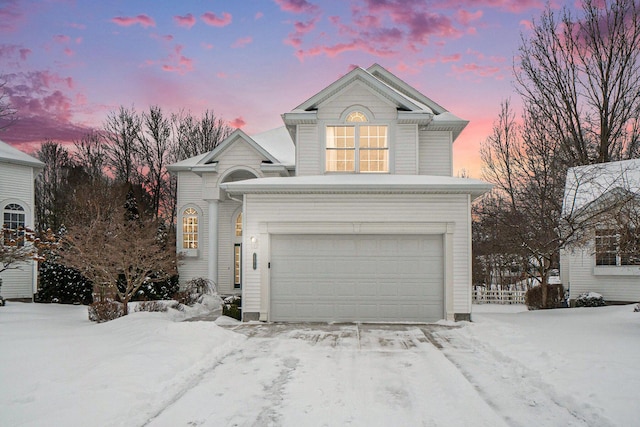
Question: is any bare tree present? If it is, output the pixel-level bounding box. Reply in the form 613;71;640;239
104;106;142;184
139;106;172;220
58;183;178;315
516;0;640;164
74;131;108;183
34;141;74;233
170;109;231;161
0;76;16;130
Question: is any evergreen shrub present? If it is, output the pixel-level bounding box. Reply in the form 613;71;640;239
574;292;606;307
36;261;93;305
525;284;565;310
223;295;242;320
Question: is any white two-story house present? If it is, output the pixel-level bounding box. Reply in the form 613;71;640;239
169;64;491;322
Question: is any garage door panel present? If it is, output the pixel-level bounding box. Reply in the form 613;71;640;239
270;234;444;322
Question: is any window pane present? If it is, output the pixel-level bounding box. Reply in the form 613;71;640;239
346;111;367;122
595;229;617;266
235;213;242;237
360;149;389;173
182;210;198;249
234;244;242;287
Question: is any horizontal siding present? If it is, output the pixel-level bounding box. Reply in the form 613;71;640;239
395;124;417;174
176;172;208;283
0;261;34;299
217;200;242;294
215;141;265;184
295;124;319;176
419;130;452;176
564;245;640;302
243;194;471;316
317;81;397;121
0;163;36;226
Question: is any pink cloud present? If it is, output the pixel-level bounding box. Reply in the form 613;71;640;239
231;36;253;48
201;42;214;50
255;11;264;20
456;9;483;25
68;23;87;30
111;14;156;29
160;45;194;75
174;13;196;29
0;0;23;32
217;72;227;78
19;48;31;61
274;0;320;14
53;34;71;44
451;62;501;77
441;53;462;62
201;11;232;27
230;117;246;128
64;48;74;56
519;19;534;30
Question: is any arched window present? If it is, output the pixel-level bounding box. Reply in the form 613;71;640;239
3;203;26;244
182;207;198;249
326;111;388;173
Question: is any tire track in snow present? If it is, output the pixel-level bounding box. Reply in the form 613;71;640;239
424;327;615;427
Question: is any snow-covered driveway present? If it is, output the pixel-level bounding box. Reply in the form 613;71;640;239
144;323;506;427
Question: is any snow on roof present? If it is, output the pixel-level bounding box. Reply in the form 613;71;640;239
222;174;492;199
250;126;295;166
563;159;640;216
167;152;209;169
0;139;44;168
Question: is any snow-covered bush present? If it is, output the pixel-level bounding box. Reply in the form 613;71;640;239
134;300;168;313
175;277;216;306
36;261;93;305
575;292;606;307
88;300;125;323
132;275;180;301
525;284;565;310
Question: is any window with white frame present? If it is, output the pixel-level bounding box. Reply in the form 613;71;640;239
3;203;26;245
326;111;388;173
595;227;640;266
182;207;198;249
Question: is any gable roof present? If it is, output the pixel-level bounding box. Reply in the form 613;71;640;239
563;159;640;216
293;66;426;113
0;139;44;168
167;127;295;172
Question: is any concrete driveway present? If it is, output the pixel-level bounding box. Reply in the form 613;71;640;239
144;322;508;427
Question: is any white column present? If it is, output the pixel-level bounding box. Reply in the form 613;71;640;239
208;200;219;287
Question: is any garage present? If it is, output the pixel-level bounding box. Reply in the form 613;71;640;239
270;234;444;322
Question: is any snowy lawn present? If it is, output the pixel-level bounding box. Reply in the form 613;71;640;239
1;302;639;426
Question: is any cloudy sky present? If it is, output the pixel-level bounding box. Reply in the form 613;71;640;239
0;0;568;177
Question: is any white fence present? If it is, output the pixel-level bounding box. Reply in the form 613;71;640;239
473;289;526;304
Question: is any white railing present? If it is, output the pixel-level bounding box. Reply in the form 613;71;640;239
473;289;526;304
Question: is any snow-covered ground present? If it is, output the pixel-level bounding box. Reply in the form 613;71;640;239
1;302;638;426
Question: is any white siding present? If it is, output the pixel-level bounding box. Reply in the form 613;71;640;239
242;193;472;319
563;244;640;302
0;162;37;299
316;81;397;121
419;130;452;176
176;171;209;283
295;124;319;176
214;141;266;184
395;124;417;174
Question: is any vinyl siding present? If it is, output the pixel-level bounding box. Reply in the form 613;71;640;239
563;243;640;302
214;141;266;184
316;81;397;121
243;193;472;318
0;162;37;299
419;130;452;176
295;124;319;176
395;124;418;174
176;171;209;283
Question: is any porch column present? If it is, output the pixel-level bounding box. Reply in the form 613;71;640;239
208;199;219;286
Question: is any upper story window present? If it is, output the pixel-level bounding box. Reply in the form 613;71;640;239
182;207;198;249
595;227;640;266
3;203;26;245
326;111;388;173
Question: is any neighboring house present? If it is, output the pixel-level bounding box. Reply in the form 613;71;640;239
169;64;492;322
560;159;640;303
0;139;44;300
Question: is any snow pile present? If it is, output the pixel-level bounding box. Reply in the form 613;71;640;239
0;303;243;427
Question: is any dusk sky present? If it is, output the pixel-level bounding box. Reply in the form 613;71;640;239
0;0;572;178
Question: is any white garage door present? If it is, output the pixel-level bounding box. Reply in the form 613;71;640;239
270;234;444;322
